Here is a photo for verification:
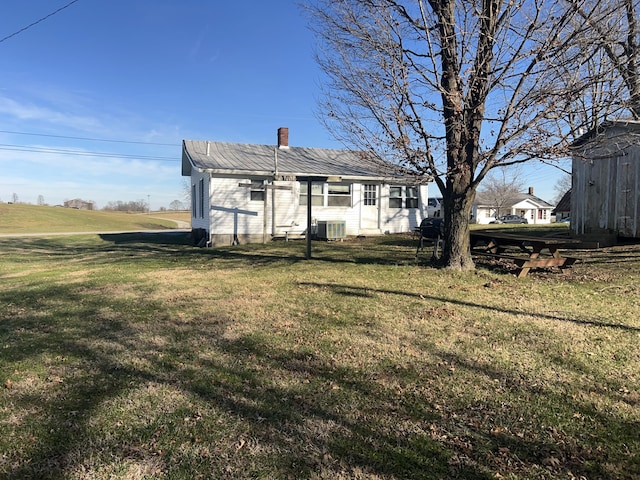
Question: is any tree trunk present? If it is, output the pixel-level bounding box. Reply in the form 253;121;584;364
441;185;475;270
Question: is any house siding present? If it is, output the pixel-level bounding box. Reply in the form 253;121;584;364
378;184;426;233
208;177;264;245
201;177;427;245
190;170;210;231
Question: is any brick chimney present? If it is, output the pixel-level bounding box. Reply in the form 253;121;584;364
277;127;289;149
528;187;534;195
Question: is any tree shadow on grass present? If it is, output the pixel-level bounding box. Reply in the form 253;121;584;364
1;238;638;479
0;279;484;479
1;233;432;270
298;282;640;333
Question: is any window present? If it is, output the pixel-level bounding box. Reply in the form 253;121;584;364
191;184;196;218
327;183;351;207
406;186;419;208
199;178;205;218
364;184;377;206
250;180;265;201
300;182;324;206
390;186;419;209
389;186;403;208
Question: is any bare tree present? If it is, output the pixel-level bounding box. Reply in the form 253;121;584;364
169;200;185;211
477;168;525;220
308;0;601;269
566;0;640;119
553;174;572;204
182;180;192;212
37;195;45;206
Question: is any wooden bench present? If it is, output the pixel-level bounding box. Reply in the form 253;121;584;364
272;231;306;241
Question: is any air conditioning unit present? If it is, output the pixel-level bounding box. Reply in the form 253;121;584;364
316;220;346;240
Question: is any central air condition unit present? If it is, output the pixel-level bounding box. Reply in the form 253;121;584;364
316;220;346;240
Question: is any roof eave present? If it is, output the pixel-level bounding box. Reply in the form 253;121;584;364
191;167;419;183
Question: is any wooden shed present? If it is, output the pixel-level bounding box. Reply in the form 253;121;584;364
571;120;640;239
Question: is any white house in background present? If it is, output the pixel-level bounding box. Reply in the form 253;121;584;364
181;128;429;246
472;187;554;225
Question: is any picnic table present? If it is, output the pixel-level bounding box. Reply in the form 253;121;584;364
470;231;582;277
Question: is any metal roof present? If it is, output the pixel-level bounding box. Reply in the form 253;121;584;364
570;119;640;148
475;191;554;209
182;140;415;181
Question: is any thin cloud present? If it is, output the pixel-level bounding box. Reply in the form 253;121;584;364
0;95;102;132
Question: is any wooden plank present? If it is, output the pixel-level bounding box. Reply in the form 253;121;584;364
471;251;527;262
472;251;580;277
520;257;568;268
470;231;582;246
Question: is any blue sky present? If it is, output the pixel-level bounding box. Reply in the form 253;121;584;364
0;0;567;209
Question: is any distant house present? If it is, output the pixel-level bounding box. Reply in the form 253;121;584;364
472;187;554;225
64;199;94;210
571;120;640;239
181;128;429;246
553;190;571;221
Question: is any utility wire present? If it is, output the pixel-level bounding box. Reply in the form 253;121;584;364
0;144;177;162
0;0;83;44
0;130;179;147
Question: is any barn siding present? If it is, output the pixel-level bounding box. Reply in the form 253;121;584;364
571;124;640;238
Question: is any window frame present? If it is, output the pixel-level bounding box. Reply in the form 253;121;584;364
405;186;419;209
389;186;403;209
327;182;351;207
250;180;265;202
191;184;197;218
199;178;205;218
299;181;324;206
364;184;377;206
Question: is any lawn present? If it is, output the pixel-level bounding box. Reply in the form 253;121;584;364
0;204;188;234
0;232;638;479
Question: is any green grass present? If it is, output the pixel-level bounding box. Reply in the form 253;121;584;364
0;232;638;479
0;204;188;234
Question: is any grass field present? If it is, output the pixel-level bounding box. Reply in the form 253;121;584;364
0;230;638;479
0;204;190;234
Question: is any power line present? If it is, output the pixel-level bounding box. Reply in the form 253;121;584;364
0;130;179;147
0;144;178;162
0;0;83;44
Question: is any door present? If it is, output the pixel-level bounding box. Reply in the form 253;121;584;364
361;184;380;230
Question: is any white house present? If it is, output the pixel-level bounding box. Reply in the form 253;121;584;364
473;187;554;225
181;128;429;246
